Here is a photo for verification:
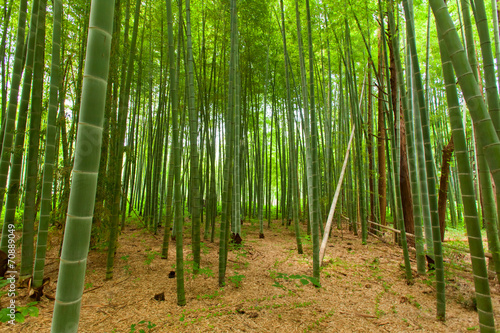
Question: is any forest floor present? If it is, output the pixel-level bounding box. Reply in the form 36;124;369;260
2;217;500;332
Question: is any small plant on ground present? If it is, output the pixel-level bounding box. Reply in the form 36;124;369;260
302;234;312;244
200;242;210;254
293;301;314;308
272;272;321;289
197;288;223;300
405;295;422;309
228;272;245;287
304;309;335;332
129;320;156;333
375;291;386;318
0;278;9;298
183;261;214;278
369;257;380;271
121;255;131;274
0;302;39;324
144;251;159;265
198;266;214;278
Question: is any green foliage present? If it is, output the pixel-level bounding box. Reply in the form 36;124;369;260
14;208;23;226
375;291;386;318
0;302;39;323
368;257;380;270
405;295;422;309
303;309;335;332
198;266;214;278
121;255;131;275
129;320;156;333
184;260;214;278
144;251;159;265
90;233;108;252
228;272;245;287
229;240;246;253
200;242;210;254
302;234;312;245
0;278;9;298
197;288;223;300
422;270;436;288
293;301;313;308
271;272;321;289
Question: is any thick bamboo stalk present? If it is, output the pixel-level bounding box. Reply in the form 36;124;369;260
51;0;114;330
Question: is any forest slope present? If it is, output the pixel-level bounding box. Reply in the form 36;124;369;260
3;220;498;332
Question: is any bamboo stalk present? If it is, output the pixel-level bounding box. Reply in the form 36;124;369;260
319;125;355;264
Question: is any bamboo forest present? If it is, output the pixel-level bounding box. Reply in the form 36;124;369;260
3;0;500;331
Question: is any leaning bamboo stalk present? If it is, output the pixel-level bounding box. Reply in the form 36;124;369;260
319;125;355;265
51;0;114;330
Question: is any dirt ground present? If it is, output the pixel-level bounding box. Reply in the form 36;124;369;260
2;218;499;332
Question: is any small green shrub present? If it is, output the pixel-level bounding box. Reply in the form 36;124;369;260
129;320;156;333
272;272;320;289
228;272;245;287
144;251;159;265
0;302;39;324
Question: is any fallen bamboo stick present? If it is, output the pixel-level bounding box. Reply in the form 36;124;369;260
319;126;355;265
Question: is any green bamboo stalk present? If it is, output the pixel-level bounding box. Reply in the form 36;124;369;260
431;2;500;192
306;0;323;246
161;157;174;258
404;0;445;319
492;0;500;89
0;0;27;206
232;8;241;237
0;0;36;253
461;0;478;80
162;25;175;254
382;0;412;282
0;0;13;123
51;0;114;330
470;0;500;253
436;19;496;332
279;0;302;253
345;26;367;244
325;11;334;207
33;0;62;287
388;1;426;274
209;127;217;242
185;0;201;271
171;0;185;305
219;0;237;287
473;0;500;135
20;0;46;280
295;0;320;280
94;0;120;238
105;0;141;280
410;52;434;258
258;46;269;238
